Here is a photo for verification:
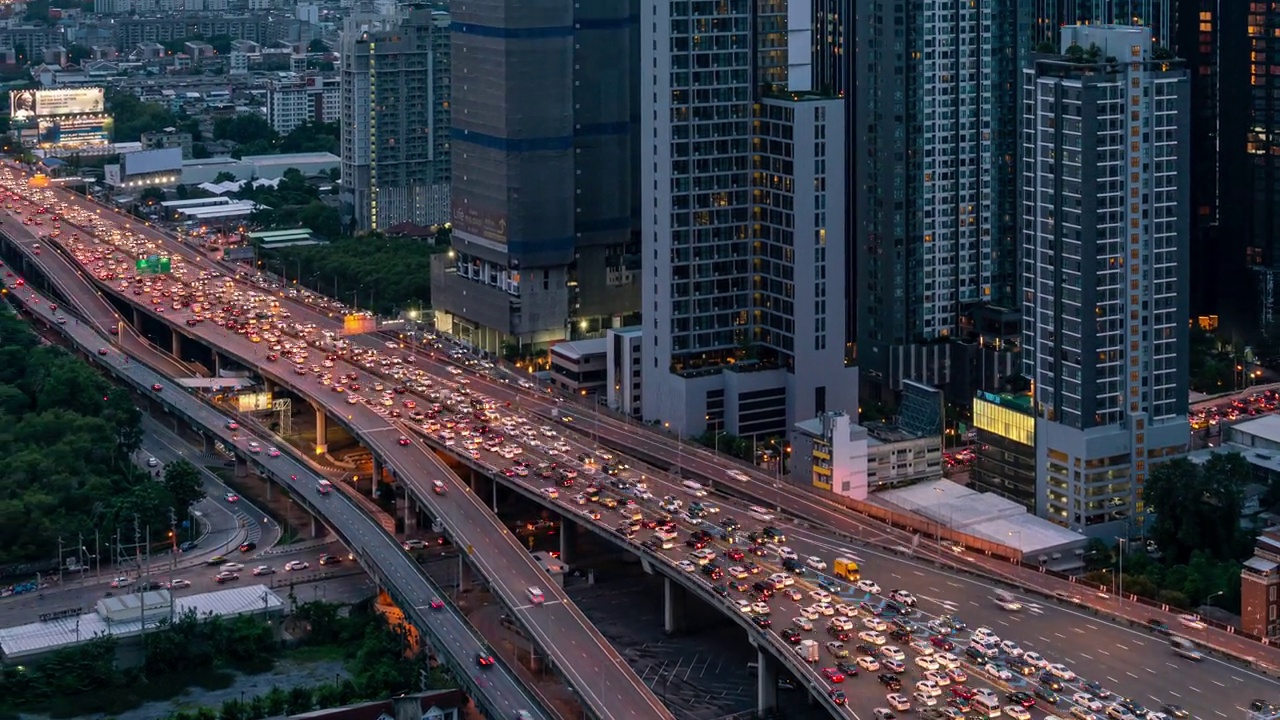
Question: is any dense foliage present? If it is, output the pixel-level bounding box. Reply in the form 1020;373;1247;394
0;307;196;567
108;91;178;145
239;169;342;240
0;602;451;718
214;117;340;158
263;234;445;317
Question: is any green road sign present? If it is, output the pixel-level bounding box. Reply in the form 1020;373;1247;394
135;255;171;275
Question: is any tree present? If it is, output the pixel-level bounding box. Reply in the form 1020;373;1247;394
139;187;166;205
1146;454;1250;565
307;38;328;53
107;91;177;143
214;171;239;184
298;201;341;239
162;460;205;514
264;236;446;316
67;43;92;64
213;115;278;146
176;184;190;200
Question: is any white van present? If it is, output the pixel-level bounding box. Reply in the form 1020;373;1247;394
651;533;676;550
682;480;707;497
972;690;1002;717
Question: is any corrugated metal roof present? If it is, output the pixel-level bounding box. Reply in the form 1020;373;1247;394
0;584;284;661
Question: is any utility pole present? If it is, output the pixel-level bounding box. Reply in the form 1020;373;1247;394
168;507;177;620
95;529;101;579
57;536;63;583
133;514;142;573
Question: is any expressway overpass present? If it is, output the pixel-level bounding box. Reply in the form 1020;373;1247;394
3;281;554;720
0;184;675;720
10;176;1280;715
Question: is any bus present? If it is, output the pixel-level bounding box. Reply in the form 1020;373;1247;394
650;533;676;550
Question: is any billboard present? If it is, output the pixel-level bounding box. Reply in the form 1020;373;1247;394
10;87;105;122
342;313;377;336
237;392;273;413
452;203;508;243
37;115;109;147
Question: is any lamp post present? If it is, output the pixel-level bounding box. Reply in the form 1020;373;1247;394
1205;590;1225;609
1007;530;1022;563
1115;537;1128;603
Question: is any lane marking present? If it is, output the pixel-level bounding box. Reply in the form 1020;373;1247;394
1098;649;1110;656
1054;632;1066;639
1168;691;1180;698
1080;653;1094;660
1115;643;1129;651
1126;671;1139;679
1145;667;1156;674
1212;680;1225;687
1233;675;1245;683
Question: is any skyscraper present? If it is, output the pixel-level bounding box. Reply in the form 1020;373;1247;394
429;0;640;354
340;7;451;232
1020;25;1190;537
852;0;1028;399
639;0;857;438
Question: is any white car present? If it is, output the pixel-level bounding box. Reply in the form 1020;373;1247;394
221;562;245;572
1177;614;1207;630
793;617;814;632
914;655;939;671
247;441;261;453
729;566;749;579
109;576;130;588
890;589;917;606
284;560;309;571
984;663;1013;681
830;616;853;631
812;602;835;616
809;589;832;602
252;565;274;576
798;606;820;620
1022;651;1048;668
526;586;545;605
1005;706;1032;720
1073;694;1104;712
676;560;697;572
805;556;828;571
915;680;941;697
769;571;793;587
1000;640;1023;656
862;616;887;632
1047;662;1076;681
856;579;882;594
923;670;950;687
858;655;881;671
777;546;798;560
944;666;967;683
879;645;905;661
971;626;999;643
936;652;960;669
146;457;159;467
783;587;804;601
859;630;886;645
735;599;752;613
750;601;771;615
540;487;559;499
886;693;911;712
267;447;281;457
914;692;938;708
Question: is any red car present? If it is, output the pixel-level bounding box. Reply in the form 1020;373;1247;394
725;548;745;561
820;667;845;683
475;653;495;668
151;383;163;391
398;435;411;446
429;597;445;610
951;685;977;700
930;636;955;651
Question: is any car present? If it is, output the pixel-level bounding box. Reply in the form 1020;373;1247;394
399;435;412;446
267;447;281;457
224;492;239;502
1047;663;1076;681
109;576;130;588
146;457;159;468
239;541;257;553
879;645;905;662
878;674;902;691
1007;691;1036;708
779;627;802;644
676;560;697;572
1035;685;1060;704
151;383;163;391
777;546;798;560
429;597;445;610
984;663;1013;681
247;441;262;454
806;556;828;571
317;480;333;494
826;641;849;658
930;635;954;651
873;710;896;720
252;565;274;576
916;680;942;697
284;560;309;571
829;689;847;706
1022;651;1048;668
1073;695;1104;712
1162;706;1188;719
914;655;939;671
1005;706;1032;720
476;652;496;668
221;562;244;571
891;589;917;606
950;685;977;700
167;578;191;589
215;571;239;583
1177;614;1206;630
527;586;545;605
1000;639;1023;656
1071;710;1099;720
887;693;911;711
793;617;814;631
858;655;882;671
857;579;882;594
318;554;343;566
1081;681;1111;699
821;667;846;683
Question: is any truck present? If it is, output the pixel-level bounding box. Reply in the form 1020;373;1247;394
795;639;820;663
833;557;861;581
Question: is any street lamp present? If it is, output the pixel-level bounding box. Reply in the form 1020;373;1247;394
1007;530;1022;563
1115;537;1128;603
1205;590;1225;608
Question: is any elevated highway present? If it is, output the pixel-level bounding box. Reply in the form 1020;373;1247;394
3;280;554;720
0;178;673;720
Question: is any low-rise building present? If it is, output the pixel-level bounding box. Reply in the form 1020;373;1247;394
970;390;1038;514
1243;527;1280;640
140;128;193;159
865;424;944;491
605;326;642;418
550;338;608;397
104;146;182;189
793;411;869;500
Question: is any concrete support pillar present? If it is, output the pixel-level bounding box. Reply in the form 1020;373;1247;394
458;554;473;592
756;647;778;715
265;479;272;501
234;456;249;478
559;517;575;564
213;353;222;377
170;332;181;358
132;307;142;328
663;576;686;635
310;515;319;538
263;378;275;397
314;404;328;455
371;456;382;496
492;481;498;513
203;434;214;455
403;496;416;534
